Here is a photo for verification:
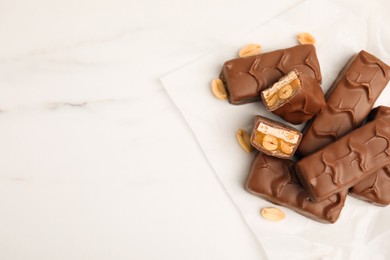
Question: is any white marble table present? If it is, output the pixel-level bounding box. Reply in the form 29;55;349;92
0;0;387;259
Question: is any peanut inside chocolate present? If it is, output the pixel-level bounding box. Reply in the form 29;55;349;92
253;122;299;155
262;70;302;111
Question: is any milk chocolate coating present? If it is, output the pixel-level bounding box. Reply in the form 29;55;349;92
366;105;390;122
270;73;326;125
245;153;347;223
295;117;390;202
250;115;302;159
350;106;390;206
298;50;390;155
350;165;390;206
219;44;322;104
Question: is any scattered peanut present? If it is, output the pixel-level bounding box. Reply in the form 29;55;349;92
236;129;253;153
211;79;228;100
239;44;262;58
297;32;316;45
261;207;286;221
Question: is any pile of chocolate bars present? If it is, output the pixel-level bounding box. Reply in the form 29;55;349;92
218;44;390;223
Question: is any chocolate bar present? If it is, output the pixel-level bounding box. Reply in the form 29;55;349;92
219;44;322;104
350;165;390;206
298;50;390;155
245;153;347;223
250;115;302;159
349;106;390;206
261;69;326;125
366;105;390;122
295;117;390;202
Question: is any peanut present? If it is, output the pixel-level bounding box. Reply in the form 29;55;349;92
280;140;294;155
297;32;316;45
236;129;253;153
211;79;228;100
278;84;293;99
239;44;262;58
267;94;278;107
262;134;278;151
261;207;286;221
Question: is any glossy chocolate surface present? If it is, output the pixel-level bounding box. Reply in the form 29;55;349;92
298;51;390;155
270;72;326;125
245;153;346;223
219;44;322;104
350;165;390;206
295;117;390;202
350;106;390;206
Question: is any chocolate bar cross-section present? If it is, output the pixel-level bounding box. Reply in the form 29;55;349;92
261;69;326;125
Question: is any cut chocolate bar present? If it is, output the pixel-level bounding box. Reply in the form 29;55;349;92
350;106;390;206
295;117;390;202
250;115;302;159
245;153;347;223
261;70;301;110
298;50;390;155
219;44;322;104
261;69;326;125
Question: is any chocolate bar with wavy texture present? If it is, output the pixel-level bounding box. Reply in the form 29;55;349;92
245;153;346;223
295;117;390;202
219;44;322;104
350;106;390;206
298;50;390;155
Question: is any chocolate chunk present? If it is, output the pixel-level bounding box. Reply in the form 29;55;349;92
295;117;390;202
261;69;326;125
245;153;347;223
349;106;390;206
298;50;390;155
250;115;302;159
219;44;322;105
